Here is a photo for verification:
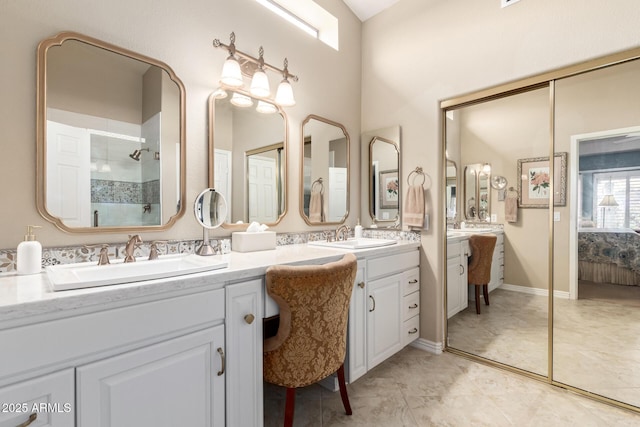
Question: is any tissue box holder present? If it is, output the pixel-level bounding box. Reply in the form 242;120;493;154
232;231;277;252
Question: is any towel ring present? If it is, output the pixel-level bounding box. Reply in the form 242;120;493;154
312;177;324;194
407;167;426;186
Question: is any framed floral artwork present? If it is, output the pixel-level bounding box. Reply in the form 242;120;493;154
517;152;567;208
379;169;399;209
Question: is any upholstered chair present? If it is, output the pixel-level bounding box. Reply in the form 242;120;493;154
263;253;358;427
468;234;497;314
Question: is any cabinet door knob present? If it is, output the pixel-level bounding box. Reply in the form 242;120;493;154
409;303;418;309
408;328;418;334
16;413;37;427
369;295;376;312
459;265;465;275
217;347;225;376
358;281;365;289
244;314;255;324
408;279;418;284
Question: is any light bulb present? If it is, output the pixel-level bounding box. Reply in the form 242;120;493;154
256;100;277;114
220;55;243;87
230;92;253;107
250;69;270;97
275;78;295;107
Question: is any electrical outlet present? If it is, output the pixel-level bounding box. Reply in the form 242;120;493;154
491;214;497;223
554;211;560;222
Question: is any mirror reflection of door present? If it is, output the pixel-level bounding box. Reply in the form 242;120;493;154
445;85;551;377
554;57;640;408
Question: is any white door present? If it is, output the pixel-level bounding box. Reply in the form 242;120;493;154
328;167;347;222
367;273;403;370
248;156;277;223
347;261;367;383
226;279;264;427
214;149;232;220
77;327;225;427
46;121;91;227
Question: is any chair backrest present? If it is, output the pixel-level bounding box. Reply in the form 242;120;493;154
468;234;497;285
263;253;357;388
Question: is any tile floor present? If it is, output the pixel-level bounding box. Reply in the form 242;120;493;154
263;346;640;426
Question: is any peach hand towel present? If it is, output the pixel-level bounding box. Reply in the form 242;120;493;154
403;185;424;228
505;192;518;223
309;190;324;222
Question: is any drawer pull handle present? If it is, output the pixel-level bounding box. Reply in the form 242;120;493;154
369;295;376;312
408;328;418;335
244;314;255;324
408;279;418;284
409;303;418;309
358;281;365;289
16;413;37;427
217;347;225;376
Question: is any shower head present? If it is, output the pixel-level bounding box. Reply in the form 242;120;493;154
129;147;150;161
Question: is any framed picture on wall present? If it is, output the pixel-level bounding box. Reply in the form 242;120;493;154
379;169;399;209
517;152;567;208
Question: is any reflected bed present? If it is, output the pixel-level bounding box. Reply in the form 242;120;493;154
578;228;640;286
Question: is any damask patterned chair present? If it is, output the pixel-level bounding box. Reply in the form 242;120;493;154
263;253;358;427
468;234;497;314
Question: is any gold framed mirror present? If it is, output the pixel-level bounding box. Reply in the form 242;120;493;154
369;136;400;225
300;114;350;225
208;90;287;229
36;32;186;233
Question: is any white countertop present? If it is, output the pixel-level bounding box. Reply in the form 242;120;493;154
446;228;503;243
0;241;419;329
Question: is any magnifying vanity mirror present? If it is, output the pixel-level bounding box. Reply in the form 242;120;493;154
194;188;227;255
208;90;287;229
300;115;349;225
36;32;186;233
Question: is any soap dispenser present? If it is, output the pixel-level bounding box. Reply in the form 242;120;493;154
354;218;363;239
17;225;42;275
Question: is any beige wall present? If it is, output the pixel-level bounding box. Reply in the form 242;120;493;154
0;0;361;249
362;0;640;345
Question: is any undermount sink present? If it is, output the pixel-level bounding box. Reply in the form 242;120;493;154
308;238;398;249
46;254;228;291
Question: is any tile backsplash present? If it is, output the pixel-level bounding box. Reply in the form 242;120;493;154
0;229;421;273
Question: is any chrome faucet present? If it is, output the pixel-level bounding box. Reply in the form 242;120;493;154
335;225;351;241
124;235;142;263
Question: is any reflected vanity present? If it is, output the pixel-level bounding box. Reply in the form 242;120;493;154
36;32;186;232
208;90;287;228
463;163;491;221
300;115;350;225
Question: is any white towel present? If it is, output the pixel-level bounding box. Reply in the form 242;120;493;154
403;185;424;228
309;191;324;222
505;193;518;223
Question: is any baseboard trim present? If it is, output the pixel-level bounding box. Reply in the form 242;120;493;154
500;283;570;299
410;338;443;354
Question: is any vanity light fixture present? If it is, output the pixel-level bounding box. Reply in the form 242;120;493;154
213;32;298;107
230;92;254;108
256;100;278;114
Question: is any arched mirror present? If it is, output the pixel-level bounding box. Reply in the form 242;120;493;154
208;90;287;228
446;160;457;221
369;136;400;225
36;32;186;233
300;115;349;225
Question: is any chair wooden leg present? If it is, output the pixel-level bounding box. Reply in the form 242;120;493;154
483;284;490;306
284;387;295;427
475;286;481;314
337;363;352;415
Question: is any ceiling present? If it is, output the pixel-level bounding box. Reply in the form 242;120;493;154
342;0;401;21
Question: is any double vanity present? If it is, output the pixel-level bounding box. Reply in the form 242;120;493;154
0;239;419;427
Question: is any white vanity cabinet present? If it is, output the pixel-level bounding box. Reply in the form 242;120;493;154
0;368;74;427
348;248;420;382
489;232;505;292
76;326;225;427
226;278;264;427
447;239;469;318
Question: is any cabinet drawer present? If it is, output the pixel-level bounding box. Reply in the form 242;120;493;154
0;368;74;426
367;250;419;279
403;292;420;321
446;243;459;260
403;267;420;295
403;316;420;346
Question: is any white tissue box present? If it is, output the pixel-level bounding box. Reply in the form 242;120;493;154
232;231;277;252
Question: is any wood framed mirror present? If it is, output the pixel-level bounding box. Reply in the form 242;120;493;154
300;114;350;225
36;32;186;233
